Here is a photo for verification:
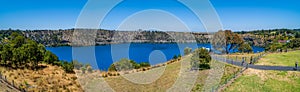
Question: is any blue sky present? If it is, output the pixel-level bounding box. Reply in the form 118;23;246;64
0;0;299;31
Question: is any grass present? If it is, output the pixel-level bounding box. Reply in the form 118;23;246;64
224;70;300;92
0;64;83;92
224;52;264;63
80;55;241;92
257;50;300;66
223;50;300;92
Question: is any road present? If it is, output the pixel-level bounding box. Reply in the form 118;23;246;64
212;55;299;71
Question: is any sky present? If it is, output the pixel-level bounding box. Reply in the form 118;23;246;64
0;0;299;31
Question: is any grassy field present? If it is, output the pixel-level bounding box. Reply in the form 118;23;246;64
81;55;241;92
0;64;83;92
257;50;300;66
223;51;300;92
225;52;264;63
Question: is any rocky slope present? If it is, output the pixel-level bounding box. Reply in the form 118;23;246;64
22;29;211;46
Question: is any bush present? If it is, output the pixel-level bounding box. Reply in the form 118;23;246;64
61;61;74;73
173;55;178;59
108;59;151;71
139;62;150;67
44;51;58;65
191;48;211;70
81;67;86;74
72;60;83;70
288;38;300;49
87;66;93;73
108;64;117;72
184;47;192;55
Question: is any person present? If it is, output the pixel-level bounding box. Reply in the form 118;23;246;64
250;56;253;64
241;57;245;66
296;62;298;70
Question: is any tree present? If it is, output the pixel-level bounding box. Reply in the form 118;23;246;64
266;43;283;52
43;51;58;65
184;47;192;55
224;30;244;53
238;43;253;53
191;48;211;70
288;38;300;49
1;44;12;65
211;31;226;54
25;40;39;68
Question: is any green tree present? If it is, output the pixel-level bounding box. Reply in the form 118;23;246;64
10;34;25;48
191;48;211;70
43;51;58;65
288;38;300;49
225;30;244;53
1;44;12;65
238;43;253;53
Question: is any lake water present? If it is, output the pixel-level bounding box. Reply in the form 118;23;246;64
46;43;264;70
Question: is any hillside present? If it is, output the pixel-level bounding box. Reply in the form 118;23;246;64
78;54;241;92
0;64;83;91
22;29;211;46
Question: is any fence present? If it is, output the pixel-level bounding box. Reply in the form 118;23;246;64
0;72;26;92
211;52;266;92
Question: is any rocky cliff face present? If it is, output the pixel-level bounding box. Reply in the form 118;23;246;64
22;29;211;46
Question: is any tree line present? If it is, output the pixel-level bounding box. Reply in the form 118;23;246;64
0;32;74;73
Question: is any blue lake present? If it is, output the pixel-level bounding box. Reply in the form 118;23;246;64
46;43;264;70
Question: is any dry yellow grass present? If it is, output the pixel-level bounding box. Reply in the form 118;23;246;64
77;55;241;92
0;64;83;92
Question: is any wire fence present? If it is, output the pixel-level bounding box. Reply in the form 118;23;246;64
211;52;266;92
0;72;26;92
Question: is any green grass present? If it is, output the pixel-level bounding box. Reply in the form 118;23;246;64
257;50;300;66
224;72;300;92
224;50;300;92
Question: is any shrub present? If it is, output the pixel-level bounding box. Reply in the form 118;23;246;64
184;47;192;55
62;61;74;73
87;66;93;73
72;60;83;70
139;62;150;67
81;67;86;74
108;64;117;72
191;48;211;70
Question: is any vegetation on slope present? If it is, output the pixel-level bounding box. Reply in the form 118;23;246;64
0;32;81;91
223;50;300;92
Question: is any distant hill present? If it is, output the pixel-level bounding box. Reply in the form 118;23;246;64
1;29;211;46
1;28;299;47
